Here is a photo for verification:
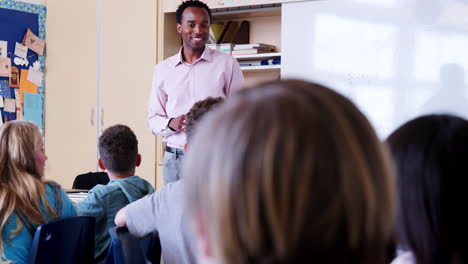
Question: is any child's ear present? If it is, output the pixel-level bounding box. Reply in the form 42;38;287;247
98;159;106;171
135;154;142;167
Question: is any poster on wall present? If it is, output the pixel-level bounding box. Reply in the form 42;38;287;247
0;1;46;127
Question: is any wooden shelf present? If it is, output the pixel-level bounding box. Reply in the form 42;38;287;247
240;65;281;71
234;52;281;60
212;6;281;21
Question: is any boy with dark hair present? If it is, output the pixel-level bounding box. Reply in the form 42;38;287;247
115;97;224;264
78;124;154;264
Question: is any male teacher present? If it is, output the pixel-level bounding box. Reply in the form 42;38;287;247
148;0;244;184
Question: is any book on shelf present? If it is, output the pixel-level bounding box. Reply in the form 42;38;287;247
234;43;276;51
231;20;250;44
208;22;225;44
218;20;251;44
218;21;239;44
219;43;234;54
231;49;273;55
206;43;218;50
238;58;281;67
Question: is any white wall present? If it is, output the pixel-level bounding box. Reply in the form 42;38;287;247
282;0;468;138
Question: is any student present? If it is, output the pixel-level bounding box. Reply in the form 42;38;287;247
0;121;77;263
184;80;395;264
115;97;224;264
78;124;154;264
387;114;468;264
147;0;244;184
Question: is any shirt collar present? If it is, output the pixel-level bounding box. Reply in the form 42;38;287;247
172;46;213;67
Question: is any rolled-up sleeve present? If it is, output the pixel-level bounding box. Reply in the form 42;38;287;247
126;192;160;238
147;65;177;137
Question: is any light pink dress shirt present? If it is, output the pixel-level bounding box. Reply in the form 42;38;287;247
148;47;244;149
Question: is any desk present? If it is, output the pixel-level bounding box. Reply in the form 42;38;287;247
65;189;88;203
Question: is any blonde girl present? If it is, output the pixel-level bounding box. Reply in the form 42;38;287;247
0;121;77;263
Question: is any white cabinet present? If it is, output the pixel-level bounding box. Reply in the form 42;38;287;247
45;0;158;188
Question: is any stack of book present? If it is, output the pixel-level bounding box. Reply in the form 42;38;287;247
231;43;276;55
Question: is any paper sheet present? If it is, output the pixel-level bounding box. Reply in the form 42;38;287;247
19;69;38;104
4;98;16;112
23;29;45;55
27;66;43;86
14;89;20;107
0;41;7;57
0;57;11;77
14;42;28;59
23;92;42;127
0;96;4;107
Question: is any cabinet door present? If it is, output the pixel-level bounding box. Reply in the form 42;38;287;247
45;0;98;188
101;0;157;186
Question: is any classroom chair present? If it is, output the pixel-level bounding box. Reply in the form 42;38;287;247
105;226;161;264
29;216;95;264
72;171;110;190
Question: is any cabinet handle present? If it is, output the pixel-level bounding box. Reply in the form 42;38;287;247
101;108;104;126
91;108;94;126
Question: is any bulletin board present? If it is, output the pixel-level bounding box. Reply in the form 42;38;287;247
0;0;46;128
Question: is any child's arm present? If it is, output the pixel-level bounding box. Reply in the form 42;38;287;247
114;207;127;227
119;193;158;238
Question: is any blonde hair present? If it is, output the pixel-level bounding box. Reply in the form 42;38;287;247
184;80;395;264
0;121;58;263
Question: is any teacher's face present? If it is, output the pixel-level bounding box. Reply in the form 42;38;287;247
177;7;210;52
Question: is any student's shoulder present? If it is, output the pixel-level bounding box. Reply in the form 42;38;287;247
86;182;119;199
44;181;64;196
132;175;154;186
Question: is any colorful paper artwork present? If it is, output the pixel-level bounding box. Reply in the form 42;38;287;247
14;42;28;59
10;66;19;88
23;92;42;127
0;41;7;57
27;66;43;86
23;29;45;55
0;57;11;77
0;80;13;98
19;69;38;104
4;98;16;112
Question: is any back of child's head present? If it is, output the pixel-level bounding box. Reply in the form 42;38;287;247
0;120;42;180
184;79;395;264
387;114;468;264
185;97;224;144
99;124;138;174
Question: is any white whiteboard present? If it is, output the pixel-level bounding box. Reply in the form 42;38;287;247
282;0;468;138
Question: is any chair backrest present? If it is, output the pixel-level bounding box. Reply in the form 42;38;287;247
106;226;161;264
72;171;110;190
29;216;95;264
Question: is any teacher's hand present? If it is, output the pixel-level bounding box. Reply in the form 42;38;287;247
169;114;186;132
